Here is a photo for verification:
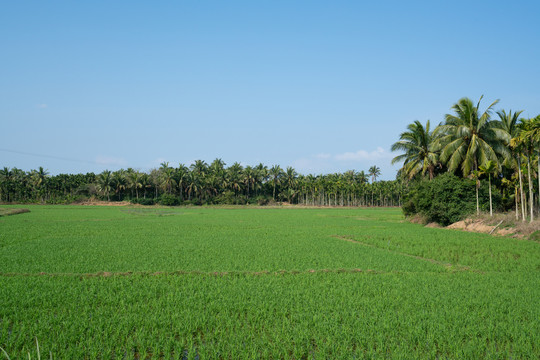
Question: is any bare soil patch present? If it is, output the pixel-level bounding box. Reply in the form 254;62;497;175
78;200;132;206
0;208;30;217
444;213;540;239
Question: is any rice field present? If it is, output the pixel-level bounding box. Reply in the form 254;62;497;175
1;205;539;359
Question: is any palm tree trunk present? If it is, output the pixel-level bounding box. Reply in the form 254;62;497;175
515;187;519;220
537;149;540;214
488;174;492;216
518;158;526;222
474;162;479;216
528;155;534;222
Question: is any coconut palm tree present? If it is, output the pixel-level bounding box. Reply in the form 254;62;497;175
479;160;497;216
517;115;540;216
269;165;283;201
112;170;127;200
391;120;439;180
97;170;113;201
436;96;509;177
226;162;244;198
496;109;524;219
514;117;540;222
368;166;381;183
127;169;142;200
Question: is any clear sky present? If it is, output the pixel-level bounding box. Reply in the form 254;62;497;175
1;1;539;180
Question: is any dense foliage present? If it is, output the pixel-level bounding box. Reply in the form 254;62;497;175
1;206;538;358
403;173;498;225
393;96;540;223
0;163;403;207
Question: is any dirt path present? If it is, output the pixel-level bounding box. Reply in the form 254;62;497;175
331;235;481;273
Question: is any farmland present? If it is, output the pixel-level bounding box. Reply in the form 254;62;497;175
1;206;539;359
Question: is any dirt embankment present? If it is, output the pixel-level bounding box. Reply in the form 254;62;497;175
446;219;515;237
438;213;540;239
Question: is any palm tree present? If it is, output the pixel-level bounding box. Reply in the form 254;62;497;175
127;169;142;200
368;166;380;183
30;166;49;202
269;165;283;201
227;162;244;198
496;109;524;219
0;167;13;202
515;117;540;222
436;96;509;177
479;160;497;216
160;167;176;195
112;170;127;200
517;115;540;218
243;166;256;199
283;167;298;202
97;170;113;201
175;164;189;200
391;120;439;180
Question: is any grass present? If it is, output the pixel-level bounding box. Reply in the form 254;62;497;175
1;205;539;359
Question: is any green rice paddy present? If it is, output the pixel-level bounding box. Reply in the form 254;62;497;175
1;205;539;359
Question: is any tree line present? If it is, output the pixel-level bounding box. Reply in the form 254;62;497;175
0;162;403;207
392;95;540;222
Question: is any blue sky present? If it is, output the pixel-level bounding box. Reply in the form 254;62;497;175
1;1;539;180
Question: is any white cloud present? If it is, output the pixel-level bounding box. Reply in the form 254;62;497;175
334;147;390;162
36;103;48;108
95;156;127;167
315;153;331;159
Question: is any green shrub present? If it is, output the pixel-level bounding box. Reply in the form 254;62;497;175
131;198;155;205
158;194;179;206
404;173;499;226
255;196;270;205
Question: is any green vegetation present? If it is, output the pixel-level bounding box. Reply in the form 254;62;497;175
0;162;402;208
1;206;539;358
393;96;540;224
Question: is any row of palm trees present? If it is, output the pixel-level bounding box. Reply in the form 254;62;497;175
392;96;540;221
0;162;403;207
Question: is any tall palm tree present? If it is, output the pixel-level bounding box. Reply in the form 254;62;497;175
227;162;244;197
479;160;497;216
243;166;256;199
497;109;525;220
391;120;439;180
436;96;509;177
269;165;283;201
515;117;540;222
125;169;140;200
112;170;127;200
517;115;540;217
97;170;113;201
31;166;49;202
368;166;381;183
160;167;176;195
175;164;189;200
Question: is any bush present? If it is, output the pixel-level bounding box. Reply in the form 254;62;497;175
404;173;500;226
131;198;155;205
255;195;270;206
158;194;180;206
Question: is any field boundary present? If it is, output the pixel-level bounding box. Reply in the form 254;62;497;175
0;268;423;278
331;235;482;273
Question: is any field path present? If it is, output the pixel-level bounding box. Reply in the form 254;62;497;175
332;235;482;273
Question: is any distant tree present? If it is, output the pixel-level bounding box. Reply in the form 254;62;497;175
97;170;113;201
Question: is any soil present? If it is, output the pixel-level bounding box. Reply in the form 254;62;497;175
78;200;133;206
445;218;518;237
